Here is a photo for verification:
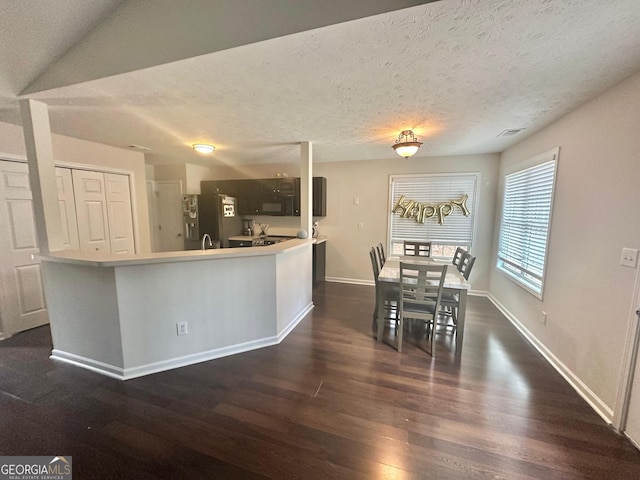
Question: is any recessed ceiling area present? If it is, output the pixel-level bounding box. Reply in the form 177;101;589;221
1;0;640;166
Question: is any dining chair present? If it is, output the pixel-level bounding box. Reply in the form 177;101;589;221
376;242;386;266
441;252;476;327
452;247;466;269
442;247;466;318
403;240;432;257
458;252;476;279
370;247;398;335
397;262;447;355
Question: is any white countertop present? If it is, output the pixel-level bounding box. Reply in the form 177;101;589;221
41;238;313;268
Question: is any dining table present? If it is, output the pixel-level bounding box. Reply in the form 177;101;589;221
377;255;471;354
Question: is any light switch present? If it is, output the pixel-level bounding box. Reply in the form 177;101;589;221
353;197;360;205
620;247;638;268
358;222;364;230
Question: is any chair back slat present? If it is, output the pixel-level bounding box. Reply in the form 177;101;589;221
458;252;476;280
452;247;466;268
370;247;380;282
400;263;447;311
403;240;432;257
376;242;386;266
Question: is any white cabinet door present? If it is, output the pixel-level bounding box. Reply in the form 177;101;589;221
72;169;111;253
105;173;135;254
0;161;48;337
55;167;79;250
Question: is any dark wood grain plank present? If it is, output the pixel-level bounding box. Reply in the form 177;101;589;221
1;282;639;479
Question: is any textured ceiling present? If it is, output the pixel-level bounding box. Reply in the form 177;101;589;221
0;0;124;97
2;0;640;166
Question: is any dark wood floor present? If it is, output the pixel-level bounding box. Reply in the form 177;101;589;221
2;282;640;479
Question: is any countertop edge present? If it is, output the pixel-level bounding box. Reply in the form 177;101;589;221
40;238;313;268
228;235;327;244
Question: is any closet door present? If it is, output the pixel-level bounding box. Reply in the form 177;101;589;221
72;169;111;252
0;161;48;336
105;173;135;254
55;167;79;250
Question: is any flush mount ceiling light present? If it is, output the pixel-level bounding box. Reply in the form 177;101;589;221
392;130;423;158
192;144;215;154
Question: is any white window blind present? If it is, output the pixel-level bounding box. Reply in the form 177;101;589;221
497;156;557;298
389;174;478;251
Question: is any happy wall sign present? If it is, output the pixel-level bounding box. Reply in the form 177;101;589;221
392;194;470;225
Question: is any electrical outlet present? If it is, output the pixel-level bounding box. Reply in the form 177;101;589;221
353;197;360;205
541;311;547;325
357;222;364;230
176;321;188;336
620;248;638;268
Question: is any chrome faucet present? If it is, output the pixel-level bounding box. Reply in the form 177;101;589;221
201;233;213;250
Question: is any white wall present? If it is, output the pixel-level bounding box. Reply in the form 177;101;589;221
153;163;186;186
184;163;212;194
314;154;499;291
490;70;640;414
0;121;151;253
208;163;301;180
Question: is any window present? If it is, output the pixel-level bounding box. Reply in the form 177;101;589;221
496;148;558;298
388;174;479;258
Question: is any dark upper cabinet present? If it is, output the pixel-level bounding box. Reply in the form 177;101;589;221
200;176;326;217
312;177;327;217
236;180;261;215
261;177;296;197
292;177;326;217
200;180;219;196
215;180;239;197
276;177;297;196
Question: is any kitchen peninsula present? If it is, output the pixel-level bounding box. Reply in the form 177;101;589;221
40;239;313;380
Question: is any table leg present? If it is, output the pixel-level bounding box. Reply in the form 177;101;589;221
456;289;468;353
377;283;386;342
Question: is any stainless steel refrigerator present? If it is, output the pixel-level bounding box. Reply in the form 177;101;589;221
182;194;201;250
198;193;242;248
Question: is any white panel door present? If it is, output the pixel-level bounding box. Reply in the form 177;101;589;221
0;161;48;336
72;169;111;252
157;181;183;252
55;167;80;250
104;173;135;254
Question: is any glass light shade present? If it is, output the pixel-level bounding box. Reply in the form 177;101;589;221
392;130;422;158
192;144;215;154
393;143;421;158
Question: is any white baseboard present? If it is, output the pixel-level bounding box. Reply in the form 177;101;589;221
278;302;314;341
51;350;125;380
51;302;314;381
486;292;614;425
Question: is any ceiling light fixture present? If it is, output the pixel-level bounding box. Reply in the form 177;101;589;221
192;144;215;154
392;130;422;158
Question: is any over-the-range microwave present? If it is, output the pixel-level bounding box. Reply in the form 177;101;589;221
261;196;296;216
